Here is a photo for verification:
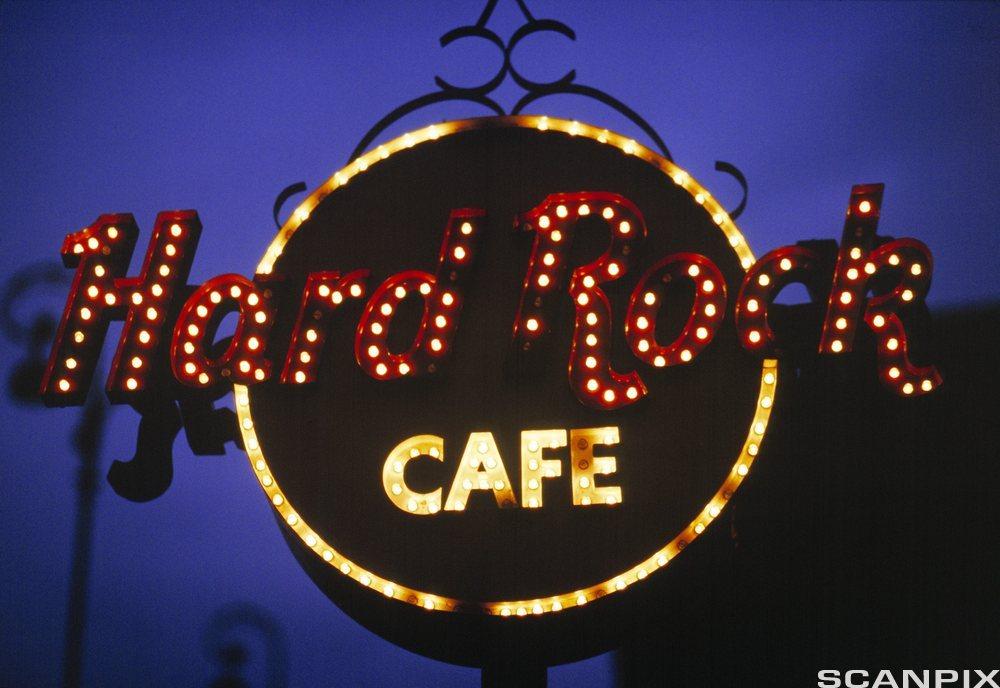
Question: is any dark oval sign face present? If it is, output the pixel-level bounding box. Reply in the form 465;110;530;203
236;117;775;652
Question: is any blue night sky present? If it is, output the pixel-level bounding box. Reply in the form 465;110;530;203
1;2;997;686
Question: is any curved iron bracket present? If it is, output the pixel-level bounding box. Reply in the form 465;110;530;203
714;160;749;220
272;181;307;229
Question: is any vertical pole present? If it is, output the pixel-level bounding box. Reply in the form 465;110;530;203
481;663;547;688
62;384;105;688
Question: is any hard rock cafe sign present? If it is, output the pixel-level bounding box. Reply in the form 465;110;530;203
31;1;942;670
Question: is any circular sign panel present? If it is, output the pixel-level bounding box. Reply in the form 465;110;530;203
236;116;776;665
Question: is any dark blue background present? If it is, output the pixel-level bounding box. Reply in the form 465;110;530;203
1;2;997;686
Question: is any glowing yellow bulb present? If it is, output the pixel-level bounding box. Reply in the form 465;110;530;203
618;220;631;235
380;303;393;316
294;371;306;383
654;355;666;367
886;337;899;351
537;274;550;287
704;303;716;317
872;315;886;328
434;315;447;328
430;338;443;352
585;356;597;369
858;200;872;214
637;339;649;352
239;360;251;373
367;345;379;358
889;254;900;266
198;372;209;384
74;331;85;343
131;356;142;368
839;291;852;305
910;263;922;276
578;204;590;215
58;379;71;392
644;291;656;305
306;329;318;342
184;362;196;375
461;222;472;235
687;264;700;278
602;389;615;403
831;339;843;353
607;262;620;276
586;378;598;392
550;230;562;242
849;247;862;260
921;379;933;392
748;330;761;344
542;252;555;266
126;378;138;390
349;284;362;297
441;292;454;306
94;265;106;277
318;285;331;298
87;285;99;298
602;207;614;219
538;216;550;229
696;326;708;340
394;286;407;299
107;226;119;239
146;307;159;321
635;316;649;330
375;363;388;376
888;367;900;379
79;307;92;321
757;274;770;287
138;330;150;344
846;268;859;280
835;317;847;330
902;382;914;395
577;293;589;306
779;258;792;271
901;289;914;302
556;205;568;218
680;349;692;362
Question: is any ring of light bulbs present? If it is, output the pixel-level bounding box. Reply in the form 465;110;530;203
235;116;778;616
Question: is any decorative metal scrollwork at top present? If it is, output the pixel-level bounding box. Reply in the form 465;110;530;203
349;0;673;164
279;0;748;225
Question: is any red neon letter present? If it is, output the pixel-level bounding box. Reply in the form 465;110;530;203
863;240;942;395
817;185;942;395
355;209;485;379
41;211;202;405
170;275;275;387
514;193;646;409
627;253;727;367
281;270;368;384
735;245;822;355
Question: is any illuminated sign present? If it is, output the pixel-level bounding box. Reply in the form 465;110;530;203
36;116;942;665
